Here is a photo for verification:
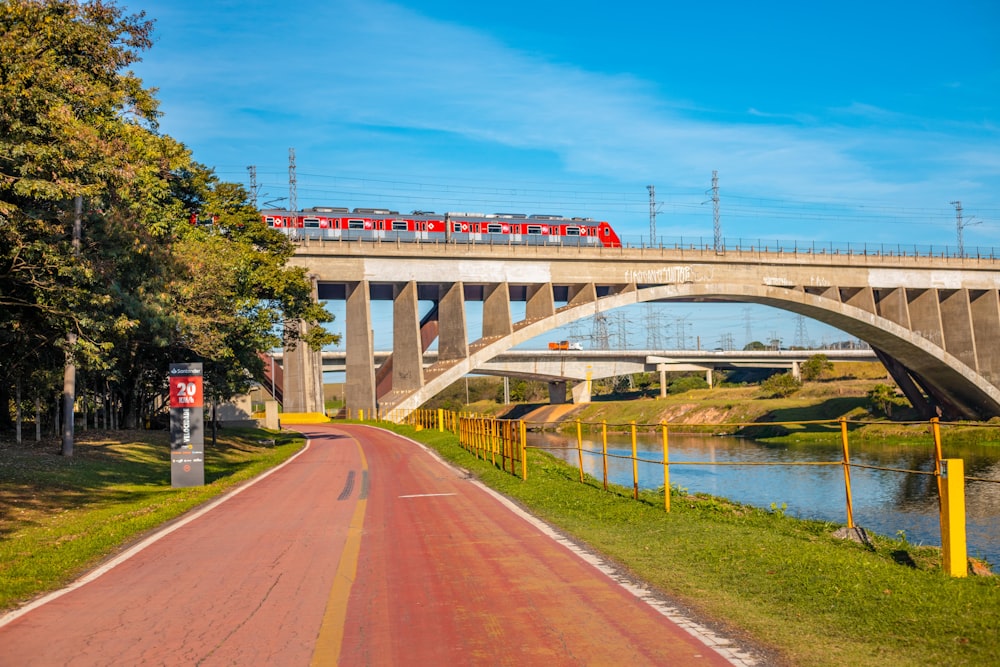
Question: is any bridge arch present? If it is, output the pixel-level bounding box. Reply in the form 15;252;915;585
392;282;1000;420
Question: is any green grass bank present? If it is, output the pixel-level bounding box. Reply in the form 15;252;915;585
390;422;1000;667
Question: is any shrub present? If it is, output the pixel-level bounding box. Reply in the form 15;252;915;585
759;372;801;398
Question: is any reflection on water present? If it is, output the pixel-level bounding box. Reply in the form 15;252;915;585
530;431;1000;565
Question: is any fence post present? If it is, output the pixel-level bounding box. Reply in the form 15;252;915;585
930;417;944;501
662;421;670;512
839;417;855;528
438;408;444;432
601;420;608;491
520;420;528;481
631;421;639;500
940;459;968;577
576;419;584;483
491;418;497;467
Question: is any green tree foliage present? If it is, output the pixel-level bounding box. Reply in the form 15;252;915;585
0;1;335;431
867;383;908;417
758;372;801;398
667;374;709;394
800;354;834;381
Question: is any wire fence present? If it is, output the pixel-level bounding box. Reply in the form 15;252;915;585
370;409;998;575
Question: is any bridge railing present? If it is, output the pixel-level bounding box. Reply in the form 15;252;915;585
293;230;1000;260
369;409;999;577
621;236;1000;260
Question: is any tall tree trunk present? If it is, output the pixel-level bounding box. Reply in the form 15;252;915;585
15;377;22;445
62;332;76;456
62;197;82;456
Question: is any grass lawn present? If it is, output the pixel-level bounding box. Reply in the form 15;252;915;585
0;428;303;611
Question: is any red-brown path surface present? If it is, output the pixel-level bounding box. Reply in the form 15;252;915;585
0;423;751;666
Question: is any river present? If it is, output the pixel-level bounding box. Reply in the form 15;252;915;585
528;430;1000;566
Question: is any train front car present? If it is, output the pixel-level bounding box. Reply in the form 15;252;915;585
596;220;622;247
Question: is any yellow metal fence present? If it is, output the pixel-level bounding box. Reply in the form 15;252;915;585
354;409;998;577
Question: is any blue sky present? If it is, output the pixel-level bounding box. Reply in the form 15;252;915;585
130;0;1000;353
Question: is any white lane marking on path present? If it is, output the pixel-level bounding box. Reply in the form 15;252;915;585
0;437;314;629
398;493;457;498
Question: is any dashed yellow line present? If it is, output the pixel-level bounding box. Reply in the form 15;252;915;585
311;438;368;666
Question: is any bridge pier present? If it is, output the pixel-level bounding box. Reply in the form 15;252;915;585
345;281;376;418
282;278;325;414
392;281;424;392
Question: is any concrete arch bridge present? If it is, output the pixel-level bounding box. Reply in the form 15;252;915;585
281;240;1000;421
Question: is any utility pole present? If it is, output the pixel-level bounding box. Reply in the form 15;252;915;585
952;200;964;257
288;148;297;238
951;200;979;258
247;165;259;208
743;306;753;348
712;170;722;252
647;185;657;244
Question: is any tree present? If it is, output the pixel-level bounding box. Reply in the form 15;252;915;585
759;372;801;398
0;1;336;436
1;0;158;444
800;354;834;381
867;384;908;417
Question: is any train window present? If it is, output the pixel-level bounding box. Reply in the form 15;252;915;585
452;222;463;232
487;223;503;234
303;217;320;228
348;219;365;230
527;225;542;235
565;226;580;236
392;220;408;231
603;227;610;235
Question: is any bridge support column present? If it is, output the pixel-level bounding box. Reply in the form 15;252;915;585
345;281;376;419
282;278;324;414
549;381;567;404
483;283;512;338
438;282;468;360
706;368;714;388
393;281;424;392
970;290;1000;384
940;289;978;370
571;379;591;404
525;283;555;321
660;369;667;398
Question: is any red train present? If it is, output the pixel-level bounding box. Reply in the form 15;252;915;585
260;207;622;247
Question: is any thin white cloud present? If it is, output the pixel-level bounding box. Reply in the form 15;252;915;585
135;0;1000;244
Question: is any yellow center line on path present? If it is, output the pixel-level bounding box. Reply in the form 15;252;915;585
310;438;368;666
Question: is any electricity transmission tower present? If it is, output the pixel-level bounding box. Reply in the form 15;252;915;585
794;315;811;349
951;200;979;258
247;165;259;208
591;313;610;350
712;170;722;252
288;148;297;239
647;185;657;243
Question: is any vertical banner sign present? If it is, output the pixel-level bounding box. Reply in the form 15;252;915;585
169;363;205;487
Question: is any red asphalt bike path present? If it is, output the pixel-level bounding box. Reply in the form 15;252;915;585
1;424;746;666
